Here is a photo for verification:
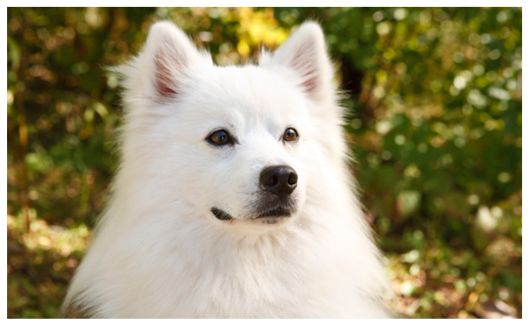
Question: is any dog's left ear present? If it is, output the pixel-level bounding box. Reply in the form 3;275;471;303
262;22;335;104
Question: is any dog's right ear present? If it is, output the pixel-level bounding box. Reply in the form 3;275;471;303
260;22;335;105
141;21;208;100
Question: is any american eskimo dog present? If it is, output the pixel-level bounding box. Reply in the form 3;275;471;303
62;20;391;318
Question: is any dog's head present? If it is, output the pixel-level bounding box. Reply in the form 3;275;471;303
118;21;344;230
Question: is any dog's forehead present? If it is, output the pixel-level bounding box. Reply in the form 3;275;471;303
199;65;305;115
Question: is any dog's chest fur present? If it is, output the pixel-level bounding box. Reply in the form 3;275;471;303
65;215;388;318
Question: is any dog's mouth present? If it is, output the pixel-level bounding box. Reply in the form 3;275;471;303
255;206;293;219
211;206;293;223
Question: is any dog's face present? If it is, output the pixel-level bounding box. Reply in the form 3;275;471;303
173;67;312;226
120;21;340;229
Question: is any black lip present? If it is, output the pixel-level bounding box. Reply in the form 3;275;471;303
212;206;293;222
211;207;233;221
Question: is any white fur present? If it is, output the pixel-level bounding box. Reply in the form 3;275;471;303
63;21;392;318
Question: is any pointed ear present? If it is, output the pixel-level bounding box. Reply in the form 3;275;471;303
261;22;334;103
142;21;206;100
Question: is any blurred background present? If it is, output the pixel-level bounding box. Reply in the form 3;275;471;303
7;8;522;318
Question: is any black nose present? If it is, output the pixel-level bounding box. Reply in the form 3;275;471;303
259;165;298;199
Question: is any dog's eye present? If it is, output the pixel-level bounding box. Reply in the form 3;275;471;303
206;129;234;146
282;127;299;142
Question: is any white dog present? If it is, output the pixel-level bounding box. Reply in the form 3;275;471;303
62;21;392;318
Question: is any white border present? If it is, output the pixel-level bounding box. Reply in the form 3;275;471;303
1;0;526;8
2;1;526;323
521;2;528;321
2;3;7;321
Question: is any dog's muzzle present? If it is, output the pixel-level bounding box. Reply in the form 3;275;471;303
212;164;298;223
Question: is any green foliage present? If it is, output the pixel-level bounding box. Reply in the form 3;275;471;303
7;8;521;318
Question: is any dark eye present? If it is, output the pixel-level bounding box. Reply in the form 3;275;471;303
206;129;234;146
283;127;299;142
